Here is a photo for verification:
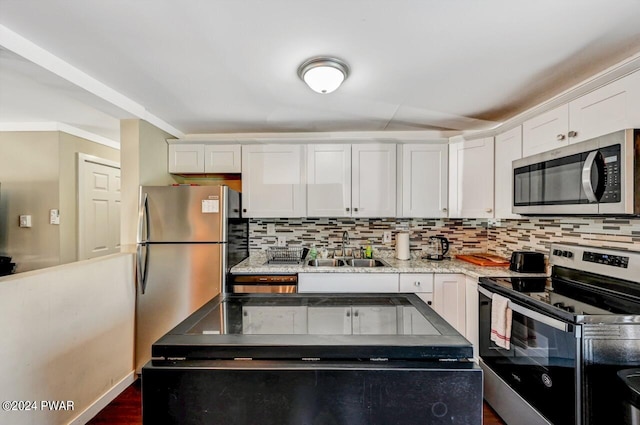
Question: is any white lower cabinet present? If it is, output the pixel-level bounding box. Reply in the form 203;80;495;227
307;306;397;335
432;274;466;336
399;273;434;307
464;276;479;362
242;306;307;334
298;273;399;293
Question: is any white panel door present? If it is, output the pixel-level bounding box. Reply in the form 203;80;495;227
448;138;494;218
242;306;308;334
204;144;241;173
308;307;352;334
78;154;121;260
522;105;569;157
398;144;448;217
464;276;479;361
494;126;522;219
568;71;640;143
307;144;351;217
433;274;466;336
241;144;306;217
352;144;396;217
168;143;205;173
351;306;398;335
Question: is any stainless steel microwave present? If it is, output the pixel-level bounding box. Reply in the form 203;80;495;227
512;129;639;215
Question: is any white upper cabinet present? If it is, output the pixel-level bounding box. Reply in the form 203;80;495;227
448;137;494;218
168;143;205;173
522;104;569;157
241;144;306;218
569;70;640;143
204;144;241;173
523;70;640;156
307;144;352;217
397;144;448;218
351;144;397;217
494;126;522;219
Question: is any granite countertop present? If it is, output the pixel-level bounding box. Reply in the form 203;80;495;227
231;252;548;280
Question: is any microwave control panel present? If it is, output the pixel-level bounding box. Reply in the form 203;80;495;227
600;144;621;203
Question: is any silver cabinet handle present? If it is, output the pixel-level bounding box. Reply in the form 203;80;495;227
414;281;421;287
442;208;448;212
568;130;578;138
346;207;350;212
353;310;359;317
557;134;566;141
427;301;432;306
354;207;359;212
346;311;351;317
485;208;493;213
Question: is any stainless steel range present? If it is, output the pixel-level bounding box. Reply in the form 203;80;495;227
479;243;640;425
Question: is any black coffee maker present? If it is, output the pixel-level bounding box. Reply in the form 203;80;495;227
424;236;450;261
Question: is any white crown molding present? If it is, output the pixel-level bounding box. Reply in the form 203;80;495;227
0;122;120;149
0;24;184;138
170;130;457;144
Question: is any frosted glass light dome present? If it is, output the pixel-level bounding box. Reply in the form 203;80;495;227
298;57;349;94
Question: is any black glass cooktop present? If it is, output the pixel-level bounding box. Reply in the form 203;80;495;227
480;269;640;323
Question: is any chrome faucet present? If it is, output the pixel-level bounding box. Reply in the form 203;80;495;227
342;231;350;253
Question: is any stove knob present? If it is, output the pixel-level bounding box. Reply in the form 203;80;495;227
553;249;562;256
565;305;575;313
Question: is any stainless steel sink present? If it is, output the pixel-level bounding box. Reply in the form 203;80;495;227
307;259;346;267
345;259;389;267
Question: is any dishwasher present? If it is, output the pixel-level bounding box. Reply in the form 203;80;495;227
229;274;298;293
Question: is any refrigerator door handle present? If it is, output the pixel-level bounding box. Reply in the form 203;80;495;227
137;192;149;243
137;242;150;294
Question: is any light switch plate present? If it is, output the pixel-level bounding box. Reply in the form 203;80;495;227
50;209;60;225
383;231;392;243
19;215;32;228
277;236;286;247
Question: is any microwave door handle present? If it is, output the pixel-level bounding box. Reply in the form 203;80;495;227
478;286;569;332
582;151;600;203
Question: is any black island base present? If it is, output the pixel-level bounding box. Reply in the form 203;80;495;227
142;293;482;425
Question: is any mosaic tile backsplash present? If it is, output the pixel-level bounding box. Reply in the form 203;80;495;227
249;217;640;259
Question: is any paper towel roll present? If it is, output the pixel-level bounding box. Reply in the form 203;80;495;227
396;232;410;260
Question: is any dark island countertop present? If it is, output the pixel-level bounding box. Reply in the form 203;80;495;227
151;292;473;362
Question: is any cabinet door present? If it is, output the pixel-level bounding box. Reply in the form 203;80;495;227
307;307;352;334
307;144;351;217
522;104;569;157
241;144;306;217
352;306;398;335
569;71;640;144
242;306;307;334
398;144;448;218
494;126;522;219
168;144;204;173
433;274;466;336
402;306;438;335
352;144;396;217
448;138;494;218
204;144;241;173
464;276;479;361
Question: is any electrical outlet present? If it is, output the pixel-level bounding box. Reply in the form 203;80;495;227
19;215;32;228
266;223;276;235
383;231;392;243
277;236;286;247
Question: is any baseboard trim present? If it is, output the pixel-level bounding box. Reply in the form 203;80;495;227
68;371;136;425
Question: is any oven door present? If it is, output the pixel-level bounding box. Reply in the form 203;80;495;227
479;285;579;425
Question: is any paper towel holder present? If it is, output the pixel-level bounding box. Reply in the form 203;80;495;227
395;231;411;260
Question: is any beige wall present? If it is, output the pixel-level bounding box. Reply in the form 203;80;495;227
0;131;61;272
0;131;119;272
120;119;176;249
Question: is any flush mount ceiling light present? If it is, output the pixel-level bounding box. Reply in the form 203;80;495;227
297;57;349;94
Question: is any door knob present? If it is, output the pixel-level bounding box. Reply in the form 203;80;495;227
557;134;566;141
568;130;578;138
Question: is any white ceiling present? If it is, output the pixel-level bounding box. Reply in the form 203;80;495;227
1;0;640;142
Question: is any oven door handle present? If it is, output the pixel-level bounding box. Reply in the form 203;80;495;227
478;286;570;332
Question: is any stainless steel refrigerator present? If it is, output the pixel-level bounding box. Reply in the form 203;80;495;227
136;185;248;372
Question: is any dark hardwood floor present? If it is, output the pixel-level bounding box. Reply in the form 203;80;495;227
88;379;506;424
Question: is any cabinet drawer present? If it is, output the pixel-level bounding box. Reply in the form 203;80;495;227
298;273;399;293
399;274;434;293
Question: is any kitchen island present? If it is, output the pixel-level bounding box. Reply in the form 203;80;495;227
142;293;482;424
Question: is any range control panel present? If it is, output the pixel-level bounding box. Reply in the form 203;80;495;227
582;251;629;268
550;243;639;283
